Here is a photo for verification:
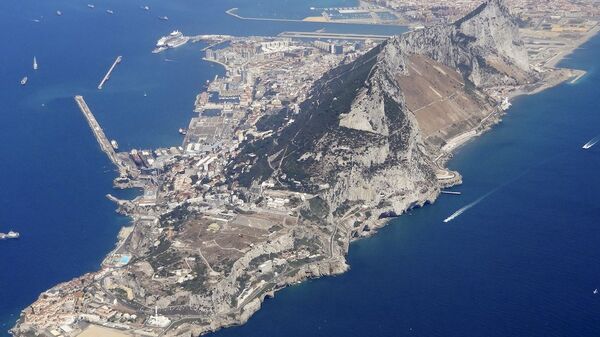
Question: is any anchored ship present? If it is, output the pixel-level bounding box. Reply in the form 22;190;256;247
0;231;20;240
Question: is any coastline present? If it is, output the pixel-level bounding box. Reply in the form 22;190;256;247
432;27;600;171
9;12;600;337
147;26;600;335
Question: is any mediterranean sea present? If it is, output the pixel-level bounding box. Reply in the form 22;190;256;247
0;0;402;335
1;1;599;337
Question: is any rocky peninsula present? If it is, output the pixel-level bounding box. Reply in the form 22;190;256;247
10;1;595;337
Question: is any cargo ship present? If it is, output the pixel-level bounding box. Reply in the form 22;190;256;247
0;231;20;240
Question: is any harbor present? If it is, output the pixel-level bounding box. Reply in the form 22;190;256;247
97;56;122;90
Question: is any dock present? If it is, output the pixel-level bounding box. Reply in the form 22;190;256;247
74;95;127;175
98;55;122;90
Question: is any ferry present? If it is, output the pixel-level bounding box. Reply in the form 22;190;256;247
20;77;28;86
33;56;38;70
0;231;20;240
56;10;62;16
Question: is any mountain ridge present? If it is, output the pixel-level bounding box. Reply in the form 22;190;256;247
230;0;532;221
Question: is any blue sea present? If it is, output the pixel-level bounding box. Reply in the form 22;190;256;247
0;0;599;336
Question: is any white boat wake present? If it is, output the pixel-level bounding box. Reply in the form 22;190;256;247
441;157;560;223
582;135;600;149
443;189;496;223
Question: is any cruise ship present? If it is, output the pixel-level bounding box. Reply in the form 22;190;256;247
153;30;189;53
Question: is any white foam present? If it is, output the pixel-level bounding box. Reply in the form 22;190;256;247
582;134;600;149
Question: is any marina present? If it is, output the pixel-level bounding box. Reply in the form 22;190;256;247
97;56;122;90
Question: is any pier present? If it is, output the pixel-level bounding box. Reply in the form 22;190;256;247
98;56;122;90
74;95;127;175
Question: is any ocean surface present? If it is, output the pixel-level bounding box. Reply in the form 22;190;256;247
0;0;598;336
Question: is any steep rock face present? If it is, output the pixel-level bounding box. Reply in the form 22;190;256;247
391;0;530;87
232;0;529;218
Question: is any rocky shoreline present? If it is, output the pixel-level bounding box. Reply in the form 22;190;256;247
9;1;600;336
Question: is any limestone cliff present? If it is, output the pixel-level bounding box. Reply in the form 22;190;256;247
232;0;531;220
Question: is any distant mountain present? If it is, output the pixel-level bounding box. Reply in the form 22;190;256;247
229;0;532;221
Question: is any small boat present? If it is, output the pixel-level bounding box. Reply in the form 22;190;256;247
87;4;95;9
33;56;38;70
594;289;598;295
179;128;187;135
56;10;62;16
582;135;600;149
111;140;119;150
20;77;28;86
159;16;169;21
142;5;150;11
143;92;148;97
106;9;114;14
